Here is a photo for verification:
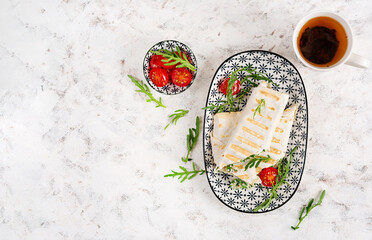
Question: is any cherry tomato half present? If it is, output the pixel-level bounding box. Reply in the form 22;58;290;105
149;68;169;87
171;68;192;87
150;55;164;69
220;78;241;95
175;51;191;62
165;68;173;79
151;54;175;70
259;167;278;187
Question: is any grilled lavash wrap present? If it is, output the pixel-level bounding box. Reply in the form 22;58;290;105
210;82;297;185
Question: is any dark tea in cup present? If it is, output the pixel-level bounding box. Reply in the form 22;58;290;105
293;11;370;70
297;16;348;67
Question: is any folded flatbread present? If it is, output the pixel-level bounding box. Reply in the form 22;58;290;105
211;82;296;184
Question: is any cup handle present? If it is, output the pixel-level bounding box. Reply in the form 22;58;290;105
345;53;371;69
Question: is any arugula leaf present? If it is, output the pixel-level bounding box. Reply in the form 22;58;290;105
225;151;271;172
164;162;205;183
226;164;238;173
243;154;271;170
202;87;254;114
226;65;275;112
164;109;189;129
291;190;326;230
253;99;265;119
253;146;297;212
318;190;326;204
150;46;196;72
202;102;228;114
128;75;166;108
181;116;200;162
306;199;314;213
229;178;248;189
203;65;274;113
299;207;306;220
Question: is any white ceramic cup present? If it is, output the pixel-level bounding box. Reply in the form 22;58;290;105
293;11;370;71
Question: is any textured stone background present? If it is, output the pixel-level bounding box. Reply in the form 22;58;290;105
0;0;371;239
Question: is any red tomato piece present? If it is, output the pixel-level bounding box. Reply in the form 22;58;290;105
165;68;173;79
150;54;175;69
175;51;190;61
259;167;279;187
159;55;176;69
171;68;192;87
150;55;163;69
149;68;169;87
220;78;241;95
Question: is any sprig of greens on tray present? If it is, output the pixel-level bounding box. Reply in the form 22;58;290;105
226;164;238;173
128;75;166;108
227;66;277;111
151;46;196;72
165;109;189;129
244;154;271;170
203;65;276;113
182;116;200;162
230;178;249;189
253;146;297;212
225;152;271;173
253;99;266;119
164;162;205;183
291;190;326;230
202;87;253;113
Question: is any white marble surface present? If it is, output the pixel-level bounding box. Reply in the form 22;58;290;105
0;0;371;239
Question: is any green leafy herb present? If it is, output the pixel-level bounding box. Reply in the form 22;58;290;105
203;65;275;113
243;153;271;170
128;75;166;108
253;99;266;119
230;178;248;189
202;102;228;113
253;146;297;212
150;46;196;72
164;109;189;129
291;190;326;230
181;116;200;162
164;162;205;183
225;151;271;172
202;87;253;114
226;164;238;173
226;65;275;112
